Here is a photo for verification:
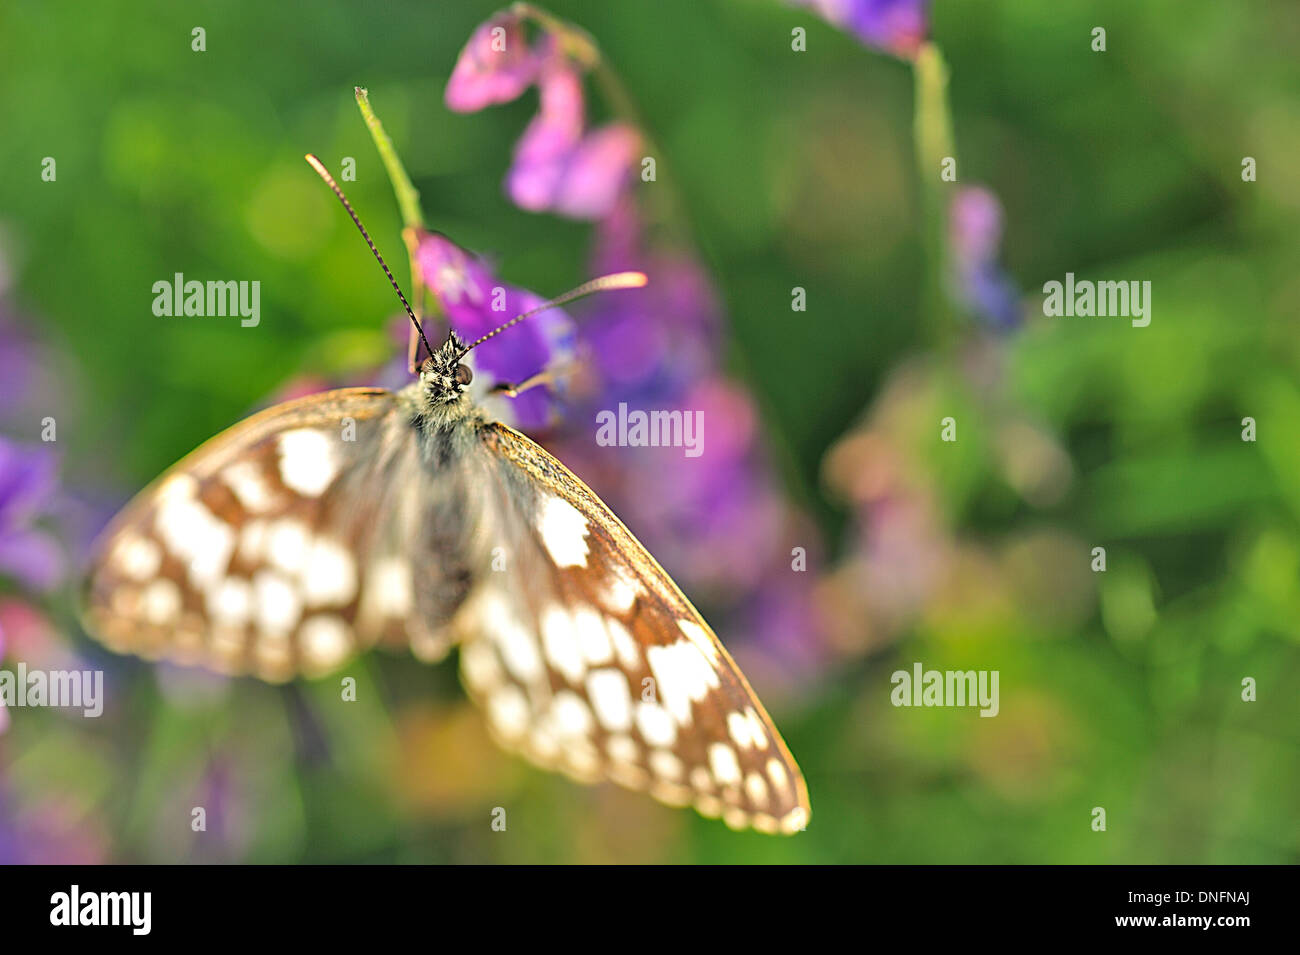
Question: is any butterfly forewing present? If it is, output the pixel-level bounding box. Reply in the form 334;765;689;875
452;421;811;834
83;388;468;680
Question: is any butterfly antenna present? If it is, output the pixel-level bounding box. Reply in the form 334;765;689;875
461;271;648;355
304;153;436;364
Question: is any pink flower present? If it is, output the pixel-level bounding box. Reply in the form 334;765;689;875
445;12;545;112
506;65;641;219
445;15;640;220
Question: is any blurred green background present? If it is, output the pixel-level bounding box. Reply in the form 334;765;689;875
1;0;1298;862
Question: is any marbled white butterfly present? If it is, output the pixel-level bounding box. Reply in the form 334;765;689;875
82;156;811;835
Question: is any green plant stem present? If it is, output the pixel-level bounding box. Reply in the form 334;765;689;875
355;86;437;368
355;86;425;231
912;42;956;349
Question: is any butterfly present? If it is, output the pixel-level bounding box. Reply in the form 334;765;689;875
81;155;811;836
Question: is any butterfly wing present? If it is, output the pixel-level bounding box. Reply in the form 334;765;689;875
453;420;811;834
83;388;475;680
85;385;812;834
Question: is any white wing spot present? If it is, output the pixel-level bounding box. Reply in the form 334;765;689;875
651;780;694;807
302;537;357;607
460;639;504;692
141;578;182;625
155;495;204;555
635;699;677;747
723;807;749;831
528;724;561;761
541;605;585;684
239;520;269;562
601;568;641;613
154;493;232;589
708;742;742;787
695;794;723;818
111;533;161;581
537;496;589;568
573;607;613;665
678;619;720;665
745;708;769;751
253;569;301;633
187;519;235;590
728;710;765;749
299;614;351;672
278;429;340;497
745;771;770;808
367;556;412;618
487;685;530;739
221;460;279;513
485;594;544;684
767;757;791;795
585;667;633;732
551;690;594;738
266;519;310;574
690;766;714;792
208;577;253;626
649;748;684;782
606;733;639;765
158;473;199;501
646;638;720;726
605;617;639;669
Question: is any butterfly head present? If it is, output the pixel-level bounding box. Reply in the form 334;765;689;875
419;331;474;407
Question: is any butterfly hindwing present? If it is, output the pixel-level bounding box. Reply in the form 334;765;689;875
83;388;472;680
453;421;811;834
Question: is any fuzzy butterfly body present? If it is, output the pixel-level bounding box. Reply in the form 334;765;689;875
84;333;811;834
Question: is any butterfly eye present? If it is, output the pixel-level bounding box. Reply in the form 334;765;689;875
454;364;473;386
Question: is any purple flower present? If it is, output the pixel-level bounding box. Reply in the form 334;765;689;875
790;0;930;58
413;230;576;430
446;15;640;220
445;12;546;112
578;196;718;398
0;438;64;592
949;187;1022;331
0;317;33;413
